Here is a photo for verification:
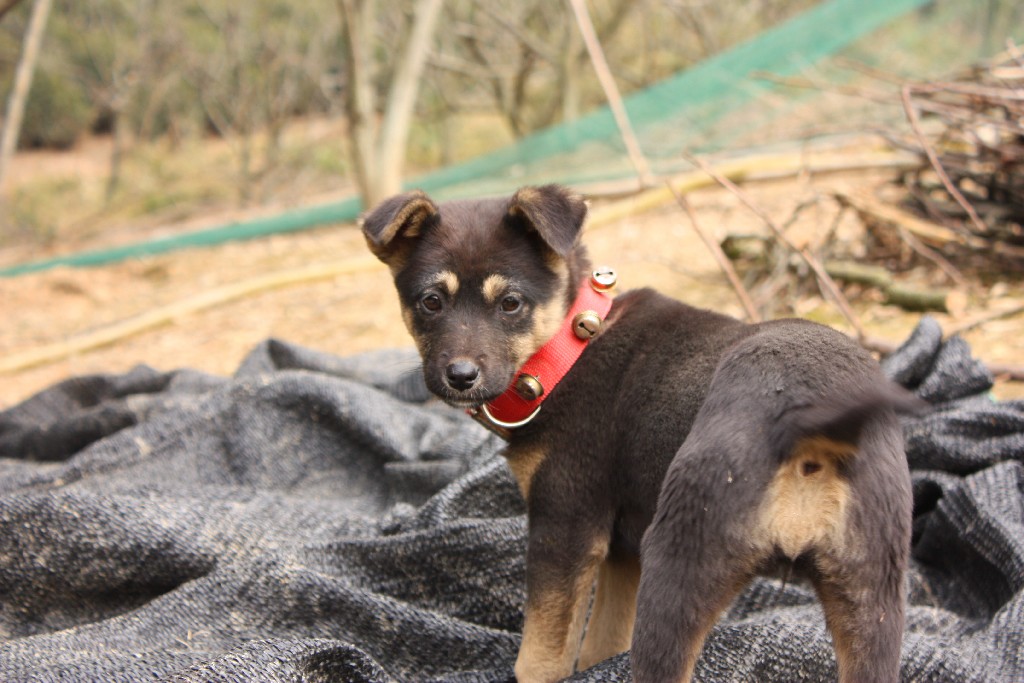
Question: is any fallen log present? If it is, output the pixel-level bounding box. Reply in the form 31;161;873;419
823;260;961;313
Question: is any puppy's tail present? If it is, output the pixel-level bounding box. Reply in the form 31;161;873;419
769;382;926;463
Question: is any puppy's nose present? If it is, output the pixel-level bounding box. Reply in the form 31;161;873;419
445;360;480;391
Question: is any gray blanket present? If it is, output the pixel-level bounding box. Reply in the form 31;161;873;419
1;316;1021;682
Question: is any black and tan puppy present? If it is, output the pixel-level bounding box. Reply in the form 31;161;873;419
361;184;918;683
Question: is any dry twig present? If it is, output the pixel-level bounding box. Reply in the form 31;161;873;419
568;0;654;188
900;83;988;235
685;153;867;341
892;53;1024;270
667;182;762;323
947;302;1024;337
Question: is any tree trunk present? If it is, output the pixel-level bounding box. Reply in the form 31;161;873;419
339;0;444;209
0;0;53;193
371;0;444;205
560;14;582;123
338;0;379;209
105;106;126;204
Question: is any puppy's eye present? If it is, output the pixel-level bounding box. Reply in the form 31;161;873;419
421;294;443;313
500;295;522;313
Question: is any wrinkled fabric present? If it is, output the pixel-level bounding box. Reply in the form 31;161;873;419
1;317;1021;682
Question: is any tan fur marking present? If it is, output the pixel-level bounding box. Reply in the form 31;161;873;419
543;246;565;272
577;554;641;670
400;305;415;337
519;297;565;360
399;304;433;360
509;259;571;366
676;573;752;683
530;299;566;351
365;234;409;277
482;274;510;305
504;444;548;500
431;270;459;297
515;540;607;682
364;194;437;274
754;436;855;559
814;578;859;683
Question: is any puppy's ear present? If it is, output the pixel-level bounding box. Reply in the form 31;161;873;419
360;191;439;267
507;184;587;257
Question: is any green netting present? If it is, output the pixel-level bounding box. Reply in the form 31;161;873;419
2;0;1018;277
416;0;935;199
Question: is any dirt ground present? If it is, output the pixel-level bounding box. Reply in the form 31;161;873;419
2;163;1023;410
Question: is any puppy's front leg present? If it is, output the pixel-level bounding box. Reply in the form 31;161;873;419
515;525;608;683
576;552;641;671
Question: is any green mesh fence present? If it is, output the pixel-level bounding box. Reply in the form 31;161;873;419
2;0;1018;277
416;0;934;198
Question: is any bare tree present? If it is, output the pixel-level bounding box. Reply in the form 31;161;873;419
432;0;635;138
338;0;445;208
0;0;52;192
65;0;146;202
187;1;333;205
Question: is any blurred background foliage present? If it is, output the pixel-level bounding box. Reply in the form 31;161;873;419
0;0;1020;248
0;0;830;152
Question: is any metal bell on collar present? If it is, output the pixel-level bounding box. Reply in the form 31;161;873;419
572;310;602;339
514;373;544;401
590;267;617;292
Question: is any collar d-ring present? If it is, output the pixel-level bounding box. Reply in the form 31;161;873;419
478;402;542;430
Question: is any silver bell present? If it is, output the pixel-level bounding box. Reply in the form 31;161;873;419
590;267;617;292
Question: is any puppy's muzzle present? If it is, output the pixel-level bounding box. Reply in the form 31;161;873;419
445;360;480;391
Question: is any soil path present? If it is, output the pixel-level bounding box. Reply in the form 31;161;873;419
2;169;1022;409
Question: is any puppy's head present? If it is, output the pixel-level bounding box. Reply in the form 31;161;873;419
362;184;590;408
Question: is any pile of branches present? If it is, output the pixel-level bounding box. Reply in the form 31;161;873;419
893;48;1024;269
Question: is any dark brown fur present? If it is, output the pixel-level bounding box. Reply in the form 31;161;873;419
361;184;919;683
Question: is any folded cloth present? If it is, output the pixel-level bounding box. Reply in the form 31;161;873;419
0;319;1021;682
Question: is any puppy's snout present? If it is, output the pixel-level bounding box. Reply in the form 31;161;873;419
445;360;480;391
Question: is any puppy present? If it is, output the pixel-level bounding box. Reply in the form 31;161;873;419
361;184;918;683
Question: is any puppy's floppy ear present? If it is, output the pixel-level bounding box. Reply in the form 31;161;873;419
360;190;439;267
507;184;587;257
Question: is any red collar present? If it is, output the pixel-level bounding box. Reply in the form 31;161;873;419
468;270;615;438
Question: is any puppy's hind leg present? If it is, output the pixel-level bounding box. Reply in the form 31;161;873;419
631;455;757;683
813;564;906;683
810;428;911;683
576;552;641;671
770;389;913;683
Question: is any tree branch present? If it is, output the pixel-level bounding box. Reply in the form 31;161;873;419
0;0;53;191
568;0;654;188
